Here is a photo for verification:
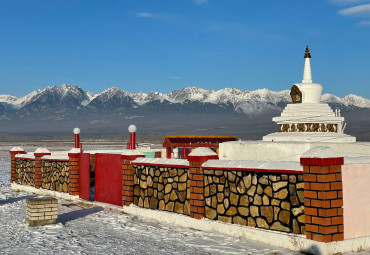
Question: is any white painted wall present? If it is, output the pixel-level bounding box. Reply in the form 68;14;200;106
342;163;370;239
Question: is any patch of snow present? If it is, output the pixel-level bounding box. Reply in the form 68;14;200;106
10;147;25;152
301;146;340;158
133;158;189;166
68;148;81;154
35;148;51;154
15;152;35;160
188;147;217;156
203;160;302;171
84;150;123;154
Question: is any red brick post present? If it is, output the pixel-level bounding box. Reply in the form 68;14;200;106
301;147;344;243
9;147;25;183
187;148;218;219
68;149;80;196
122;152;145;206
34;148;51;189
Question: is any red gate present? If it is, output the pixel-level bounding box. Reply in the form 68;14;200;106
94;153;123;206
79;153;91;201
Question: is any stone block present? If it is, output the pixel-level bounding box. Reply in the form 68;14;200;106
26;197;58;227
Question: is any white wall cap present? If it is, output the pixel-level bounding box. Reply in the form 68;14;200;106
68;148;81;154
10;146;25;152
301;146;340;158
73;127;81;135
35;148;50;154
122;149;145;156
133;158;189;166
188;147;217;156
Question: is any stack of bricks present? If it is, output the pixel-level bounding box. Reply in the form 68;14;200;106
187;149;218;220
26;197;58;227
301;153;344;243
9;147;25;183
122;153;144;206
188;160;205;219
34;149;51;189
68;152;80;196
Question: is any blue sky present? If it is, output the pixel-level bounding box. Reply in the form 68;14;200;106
0;0;369;98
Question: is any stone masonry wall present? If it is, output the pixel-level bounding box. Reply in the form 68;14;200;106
15;159;35;187
133;165;190;215
203;170;306;234
42;161;70;193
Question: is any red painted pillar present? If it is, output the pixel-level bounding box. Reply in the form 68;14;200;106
166;147;172;158
130;132;136;149
73;127;81;148
34;148;51;189
301;147;344;243
128;125;137;150
182;148;188;159
9;147;25;183
187;148;218;219
122;152;145;206
68;150;80;196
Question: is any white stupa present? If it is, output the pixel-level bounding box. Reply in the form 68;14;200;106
262;46;355;143
219;46;369;162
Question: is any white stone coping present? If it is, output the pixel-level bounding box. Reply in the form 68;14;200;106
132;158;189;167
15;152;35;160
188;147;217;156
83;149;121;154
301;146;339;158
42;151;70;161
34;147;51;154
344;156;370;165
121;149;145;156
10;146;25;152
202;160;302;172
69;148;81;154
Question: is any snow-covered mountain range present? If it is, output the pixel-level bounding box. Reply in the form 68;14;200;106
0;84;369;138
0;84;369;115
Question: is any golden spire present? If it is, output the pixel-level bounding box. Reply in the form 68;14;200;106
304;45;311;58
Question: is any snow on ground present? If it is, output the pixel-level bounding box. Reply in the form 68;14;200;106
0;144;366;254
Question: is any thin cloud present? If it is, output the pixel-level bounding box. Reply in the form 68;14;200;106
136;12;154;18
357;20;370;25
328;0;370;5
339;3;370;16
193;0;209;5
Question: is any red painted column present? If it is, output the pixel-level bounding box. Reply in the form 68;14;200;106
188;148;218;219
181;148;188;159
34;149;51;189
68;150;80;196
130;132;136;149
122;153;145;206
9;148;25;183
73;127;81;148
166;147;172;159
301;147;344;243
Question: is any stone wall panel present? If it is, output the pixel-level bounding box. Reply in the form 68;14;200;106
204;170;305;234
133;165;190;215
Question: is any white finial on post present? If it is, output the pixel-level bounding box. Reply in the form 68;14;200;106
302;45;313;84
128;125;137;149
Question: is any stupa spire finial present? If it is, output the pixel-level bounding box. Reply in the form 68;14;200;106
304;45;311;58
302;45;312;83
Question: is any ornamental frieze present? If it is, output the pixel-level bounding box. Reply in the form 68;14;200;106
279;123;338;133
